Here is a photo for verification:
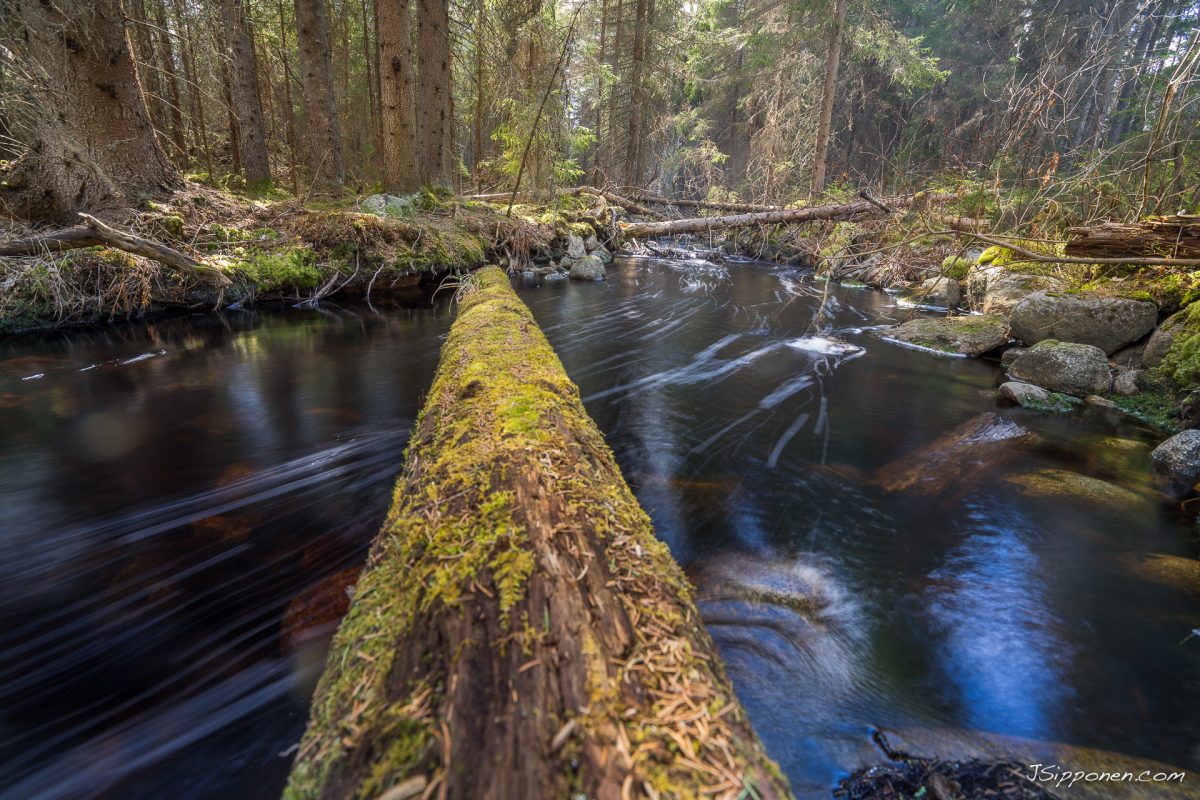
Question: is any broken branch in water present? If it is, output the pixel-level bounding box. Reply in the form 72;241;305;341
0;213;231;284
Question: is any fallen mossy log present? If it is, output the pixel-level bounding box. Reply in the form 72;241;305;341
619;193;933;239
1065;214;1200;259
284;266;790;800
0;213;230;284
622;192;784;213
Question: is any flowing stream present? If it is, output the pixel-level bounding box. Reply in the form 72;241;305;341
1;257;1198;799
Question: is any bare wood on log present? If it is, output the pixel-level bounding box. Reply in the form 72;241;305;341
619;195;903;239
284;267;790;800
0;214;230;284
953;229;1200;267
463;186;665;219
621;191;785;213
1064;214;1200;260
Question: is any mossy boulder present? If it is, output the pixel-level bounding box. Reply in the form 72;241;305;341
880;314;1009;356
980;273;1064;317
1149;302;1200;387
1006;339;1110;397
1005;469;1144;513
997;381;1081;412
1010;291;1158;355
1142;307;1191;367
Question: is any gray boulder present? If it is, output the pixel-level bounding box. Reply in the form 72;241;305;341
1009;291;1158;354
1150;429;1200;498
1142;307;1193;367
544;271;568;282
566;234;587;259
898;277;961;309
1007;339;1110;396
1000;347;1027;368
585;234;600;250
592;244;613;263
998;381;1080;412
1113;369;1143;396
360;193;414;217
880;314;1009;356
569;254;606;281
981;273;1064;316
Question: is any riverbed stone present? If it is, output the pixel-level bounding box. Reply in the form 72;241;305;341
585;234;600;250
1005;468;1144;513
980;273;1064;316
997;381;1080;412
1142;307;1191;367
566;234;587;259
1006;339;1110;396
1150;429;1200;498
898;277;961;309
1000;347;1026;368
1113;369;1143;396
880;314;1009;356
1009;291;1158;354
569;254;606;281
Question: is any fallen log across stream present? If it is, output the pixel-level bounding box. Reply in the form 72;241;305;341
618;192;942;239
283;267;791;800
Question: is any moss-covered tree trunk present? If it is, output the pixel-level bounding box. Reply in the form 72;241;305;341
284;267;791;800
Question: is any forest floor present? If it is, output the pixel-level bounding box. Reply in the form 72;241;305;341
0;184;609;334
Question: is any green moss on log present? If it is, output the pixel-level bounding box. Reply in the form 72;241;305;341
283;267;790;800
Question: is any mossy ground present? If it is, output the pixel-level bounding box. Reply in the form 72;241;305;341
0;183;572;334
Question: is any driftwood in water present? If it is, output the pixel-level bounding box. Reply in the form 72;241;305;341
870;412;1033;497
0;213;229;284
284;267;790;800
1064;214;1200;259
619;193;933;239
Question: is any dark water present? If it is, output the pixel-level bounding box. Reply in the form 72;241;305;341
1;259;1198;799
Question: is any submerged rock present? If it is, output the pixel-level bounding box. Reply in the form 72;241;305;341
1006;340;1110;397
1009;291;1158;354
1150;429;1200;498
569;254;606;281
998;381;1081;412
880;314;1008;356
1122;552;1200;596
1005;469;1144;513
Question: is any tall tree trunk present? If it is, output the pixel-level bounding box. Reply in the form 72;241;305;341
276;0;301;192
417;0;452;185
294;0;346;188
174;0;215;182
473;0;485;182
154;0;188;164
219;0;273;183
608;0;623;176
623;0;648;187
378;0;419;191
126;0;168;143
811;0;847;196
360;0;380;158
592;0;607;183
6;0;177;221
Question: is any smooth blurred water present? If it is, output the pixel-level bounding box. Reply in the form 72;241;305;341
1;259;1197;799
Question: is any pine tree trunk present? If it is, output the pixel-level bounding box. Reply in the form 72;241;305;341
378;0;419;191
417;0;452;186
811;0;846;196
294;0;346;188
219;0;272;183
623;0;647;187
6;0;178;221
154;0;189;164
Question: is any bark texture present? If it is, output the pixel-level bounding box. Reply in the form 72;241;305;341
219;0;272;183
1064;214;1200;259
811;0;847;195
6;0;177;221
416;0;451;185
294;0;346;188
377;0;418;192
283;267;791;800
